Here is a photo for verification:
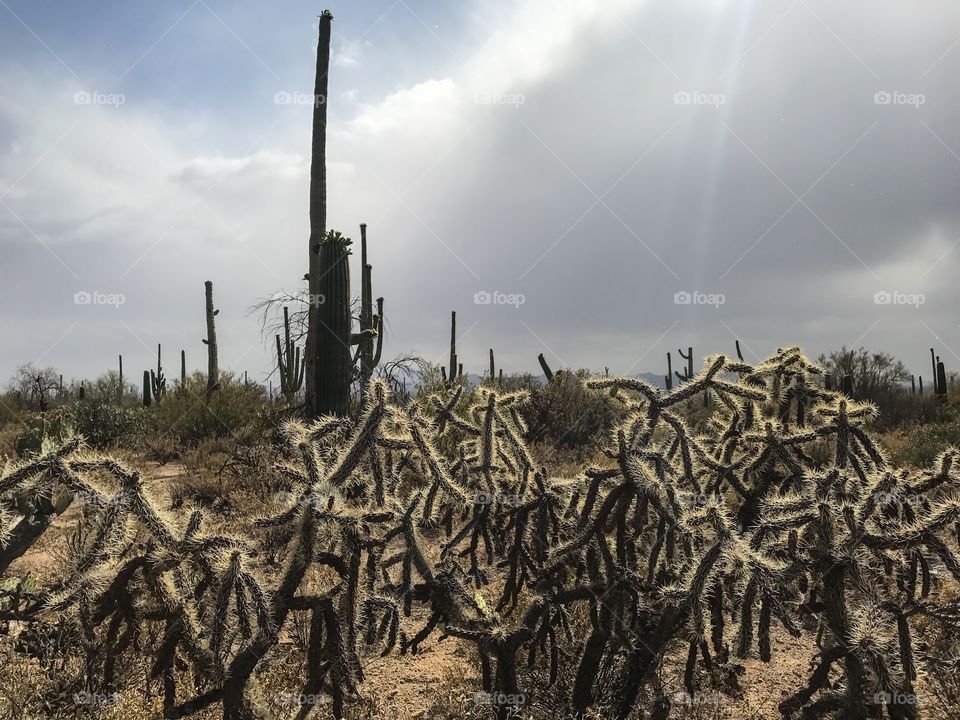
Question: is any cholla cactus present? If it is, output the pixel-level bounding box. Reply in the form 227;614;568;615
3;348;960;720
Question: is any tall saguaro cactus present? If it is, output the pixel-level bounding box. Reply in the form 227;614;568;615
445;311;458;381
203;280;220;397
277;306;305;405
179;350;186;396
118;354;123;404
142;370;151;407
305;10;334;418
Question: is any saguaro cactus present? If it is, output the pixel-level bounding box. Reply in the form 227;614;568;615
936;360;947;398
118;354;123;404
537;353;554;382
357;223;384;392
665;352;673;390
142;370;151;407
675;346;694;384
305;10;334;418
313;230;355;415
930;348;938;394
179;350;186;396
203;280;220;397
446;311;458;381
150;344;166;404
277;306;305;405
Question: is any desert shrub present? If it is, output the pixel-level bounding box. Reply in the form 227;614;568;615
67;399;145;450
0;394;22;427
884;407;960;467
145;371;272;447
520;368;623;449
10;410;72;458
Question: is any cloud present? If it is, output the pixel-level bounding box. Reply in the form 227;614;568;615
3;0;960;386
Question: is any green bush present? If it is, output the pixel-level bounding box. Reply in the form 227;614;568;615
68;399;145;449
12;410;73;458
886;408;960;467
145;371;272;447
520;369;623;450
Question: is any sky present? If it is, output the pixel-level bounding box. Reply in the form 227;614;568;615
2;0;960;388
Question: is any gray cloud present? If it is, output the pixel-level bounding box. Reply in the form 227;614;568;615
3;0;960;387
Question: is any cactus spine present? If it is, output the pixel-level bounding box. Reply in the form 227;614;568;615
203;280;220;397
277;306;305;405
